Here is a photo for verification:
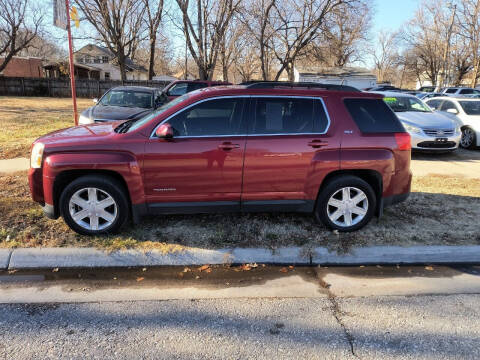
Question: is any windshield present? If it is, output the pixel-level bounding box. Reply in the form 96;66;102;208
99;90;153;108
459;101;480;115
383;96;431;113
126;93;191;133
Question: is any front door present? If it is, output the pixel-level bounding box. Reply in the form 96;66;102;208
241;96;340;211
143;97;247;212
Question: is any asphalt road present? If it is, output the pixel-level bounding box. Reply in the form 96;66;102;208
1;265;480;360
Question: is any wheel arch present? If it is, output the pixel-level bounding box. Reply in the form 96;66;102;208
316;169;383;216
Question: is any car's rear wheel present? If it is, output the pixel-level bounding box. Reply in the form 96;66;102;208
315;176;376;232
60;175;129;235
460;127;476;149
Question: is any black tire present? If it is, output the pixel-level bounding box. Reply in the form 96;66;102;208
460;127;477;149
315;175;376;232
59;175;130;235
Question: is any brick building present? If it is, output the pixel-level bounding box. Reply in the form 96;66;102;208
0;56;43;78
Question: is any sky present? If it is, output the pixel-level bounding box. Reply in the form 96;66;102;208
373;0;421;32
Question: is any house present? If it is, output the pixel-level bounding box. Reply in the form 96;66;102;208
43;44;148;81
0;56;43;78
294;66;377;90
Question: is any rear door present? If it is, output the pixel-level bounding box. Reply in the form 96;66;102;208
241;96;340;211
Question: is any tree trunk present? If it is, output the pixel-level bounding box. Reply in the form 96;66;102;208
148;35;156;80
118;52;127;81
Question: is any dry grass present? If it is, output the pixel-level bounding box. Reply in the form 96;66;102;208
0;171;479;252
0;97;92;159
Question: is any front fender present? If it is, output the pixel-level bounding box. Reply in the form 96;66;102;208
42;151;145;207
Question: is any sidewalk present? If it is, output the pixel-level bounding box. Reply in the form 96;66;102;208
2;245;480;270
0;157;29;174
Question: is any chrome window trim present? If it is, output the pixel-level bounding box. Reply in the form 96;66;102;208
150;95;331;139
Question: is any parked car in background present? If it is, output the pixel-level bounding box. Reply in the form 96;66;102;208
440;87;480;97
159;80;231;103
29;82;412;235
79;86;162;125
417;86;435;93
373;92;460;152
425;97;480;149
368;85;401;91
416;92;444;100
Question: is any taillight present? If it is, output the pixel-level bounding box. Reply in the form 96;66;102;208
394;132;411;151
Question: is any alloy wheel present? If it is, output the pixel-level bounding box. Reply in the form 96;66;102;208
326;186;369;228
460;128;475;148
68;187;118;231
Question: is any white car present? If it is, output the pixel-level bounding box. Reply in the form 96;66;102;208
425;97;480;149
440;87;480;97
372;92;461;151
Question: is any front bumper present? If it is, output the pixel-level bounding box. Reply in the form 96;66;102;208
410;131;461;150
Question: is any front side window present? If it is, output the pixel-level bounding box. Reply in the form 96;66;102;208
188;83;208;92
167;83;188;96
250;98;315;135
440;101;458;112
167;98;245;137
426;99;441;110
459;101;480;115
99;90;153;108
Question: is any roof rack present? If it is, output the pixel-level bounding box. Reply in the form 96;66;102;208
240;81;360;92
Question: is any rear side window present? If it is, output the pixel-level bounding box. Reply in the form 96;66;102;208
344;98;404;133
188;83;208;92
445;88;458;94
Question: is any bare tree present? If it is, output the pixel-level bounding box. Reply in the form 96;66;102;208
75;0;146;81
309;0;371;67
175;0;241;80
458;0;480;87
143;0;164;79
369;31;400;84
0;0;43;73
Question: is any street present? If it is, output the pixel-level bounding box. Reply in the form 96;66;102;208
1;265;479;360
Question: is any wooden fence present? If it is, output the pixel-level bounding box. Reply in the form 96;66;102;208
0;77;171;98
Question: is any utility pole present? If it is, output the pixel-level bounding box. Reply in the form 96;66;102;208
437;3;457;91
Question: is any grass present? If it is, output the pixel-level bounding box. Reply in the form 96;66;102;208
0;171;479;252
0;97;92;159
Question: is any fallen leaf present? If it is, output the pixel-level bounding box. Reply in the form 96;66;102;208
136;277;144;282
280;267;288;273
425;266;434;271
195;275;200;279
198;264;210;272
52;268;59;272
178;272;184;278
204;268;212;273
240;264;252;271
142;268;147;272
288;265;294;269
183;267;191;273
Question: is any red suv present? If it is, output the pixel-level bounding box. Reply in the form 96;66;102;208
28;82;411;235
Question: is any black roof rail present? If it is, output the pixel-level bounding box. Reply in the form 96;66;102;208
240;81;360;92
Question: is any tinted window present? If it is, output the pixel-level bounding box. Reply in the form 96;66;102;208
167;98;245;136
459;101;480;115
168;83;188;96
445;88;458;94
344;98;404;133
426;99;441;110
459;89;473;94
313;100;329;133
99;90;153;108
188;83;208;92
440;101;458;111
251;98;314;135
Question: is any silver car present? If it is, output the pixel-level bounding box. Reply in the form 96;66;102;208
372;92;461;152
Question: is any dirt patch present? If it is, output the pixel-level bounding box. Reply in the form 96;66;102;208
1;171;479;252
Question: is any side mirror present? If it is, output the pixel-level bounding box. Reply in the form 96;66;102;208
93;98;98;104
155;123;173;139
446;108;459;115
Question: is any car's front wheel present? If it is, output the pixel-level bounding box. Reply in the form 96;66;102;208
60;175;129;235
315;176;376;232
460;127;477;149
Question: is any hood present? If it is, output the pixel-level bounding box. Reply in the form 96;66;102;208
83;105;152;122
36;122;118;146
396;111;455;129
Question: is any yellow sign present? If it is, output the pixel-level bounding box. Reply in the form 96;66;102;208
70;6;79;28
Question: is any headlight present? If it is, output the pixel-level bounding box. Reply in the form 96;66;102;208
401;121;422;134
78;114;92;125
31;143;45;169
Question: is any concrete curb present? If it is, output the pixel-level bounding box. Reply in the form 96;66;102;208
3;245;480;270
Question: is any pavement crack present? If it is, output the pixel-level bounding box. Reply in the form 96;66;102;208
327;293;359;359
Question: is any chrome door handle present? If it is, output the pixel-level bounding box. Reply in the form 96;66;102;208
308;140;328;148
